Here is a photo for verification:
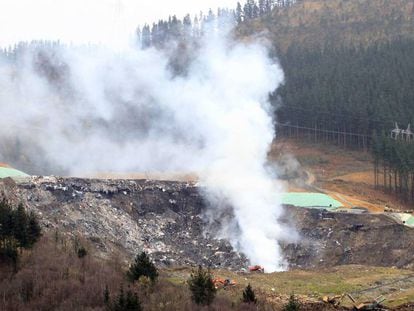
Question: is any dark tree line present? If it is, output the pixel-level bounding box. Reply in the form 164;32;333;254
0;201;41;267
136;0;297;49
372;134;414;203
275;38;414;149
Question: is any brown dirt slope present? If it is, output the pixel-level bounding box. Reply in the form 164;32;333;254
271;139;413;212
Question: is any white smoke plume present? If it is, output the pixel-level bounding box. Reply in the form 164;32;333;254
0;29;294;271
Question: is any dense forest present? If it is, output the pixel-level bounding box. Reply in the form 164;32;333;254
0;201;41;270
3;0;410;151
372;134;414;203
275;39;414;149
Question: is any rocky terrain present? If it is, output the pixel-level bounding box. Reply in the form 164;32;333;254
1;176;413;270
283;206;414;269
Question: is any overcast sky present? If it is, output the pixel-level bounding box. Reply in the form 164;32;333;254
0;0;240;47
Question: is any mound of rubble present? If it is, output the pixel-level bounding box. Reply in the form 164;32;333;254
0;176;413;270
283;206;414;269
0;176;247;269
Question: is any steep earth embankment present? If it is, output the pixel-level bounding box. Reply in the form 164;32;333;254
0;176;413;270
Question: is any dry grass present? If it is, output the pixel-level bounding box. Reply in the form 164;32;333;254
166;265;414;309
0;235;256;311
1;234;413;310
0;234;125;310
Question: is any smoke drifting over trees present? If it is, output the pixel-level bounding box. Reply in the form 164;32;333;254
0;15;292;270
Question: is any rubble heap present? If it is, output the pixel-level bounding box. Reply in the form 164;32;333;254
0;176;247;269
1;176;414;270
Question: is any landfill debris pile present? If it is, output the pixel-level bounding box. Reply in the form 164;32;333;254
0;176;247;269
0;176;414;270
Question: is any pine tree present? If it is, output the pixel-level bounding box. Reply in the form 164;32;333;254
188;265;216;306
14;203;28;247
265;0;273;12
127;251;158;283
0;200;13;242
242;283;257;304
77;246;87;258
259;0;266;15
111;285;141;311
0;201;41;266
283;294;301;311
115;285;125;311
27;211;41;247
103;285;110;305
125;289;141;311
236;2;243;23
141;25;151;49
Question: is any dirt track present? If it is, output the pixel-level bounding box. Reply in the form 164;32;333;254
271;139;413;213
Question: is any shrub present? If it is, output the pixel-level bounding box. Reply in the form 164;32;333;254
188;265;216;306
127;251;158;283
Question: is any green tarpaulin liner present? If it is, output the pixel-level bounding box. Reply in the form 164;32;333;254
405;216;414;226
281;192;342;210
0;167;29;179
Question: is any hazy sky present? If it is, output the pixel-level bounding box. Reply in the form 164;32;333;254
0;0;240;47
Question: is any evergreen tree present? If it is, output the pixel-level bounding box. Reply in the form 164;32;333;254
243;1;253;20
283;294;301;311
14;203;28;247
111;285;141;311
265;0;273;12
125;289;141;311
135;27;141;47
0;200;13;241
259;0;266;15
188;265;216;306
104;285;110;305
141;25;151;49
127;251;158;283
77;246;87;258
0;201;41;267
236;2;243;23
27;211;41;247
242;283;257;304
115;285;125;311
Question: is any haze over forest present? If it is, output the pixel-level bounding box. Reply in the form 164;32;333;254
1;1;414;310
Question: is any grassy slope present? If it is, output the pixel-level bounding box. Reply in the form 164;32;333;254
167;265;414;308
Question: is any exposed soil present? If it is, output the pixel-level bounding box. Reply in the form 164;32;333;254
1;176;413;272
270;139;414;212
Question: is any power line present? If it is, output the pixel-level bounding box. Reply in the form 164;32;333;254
276;122;372;139
278;105;403;125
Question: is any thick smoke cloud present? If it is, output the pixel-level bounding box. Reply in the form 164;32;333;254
0;30;294;271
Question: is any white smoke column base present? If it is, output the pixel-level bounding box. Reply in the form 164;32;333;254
0;28;295;272
188;34;294;272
